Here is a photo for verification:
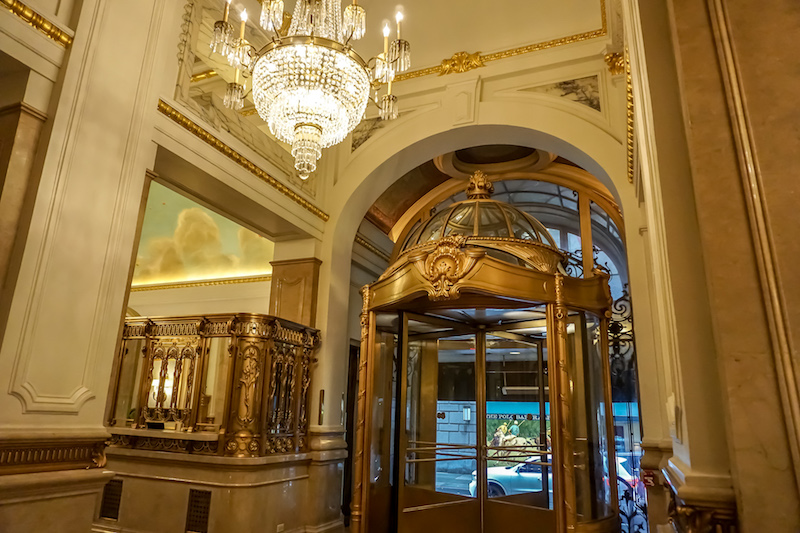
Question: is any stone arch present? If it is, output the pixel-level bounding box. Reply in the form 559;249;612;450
312;95;645;428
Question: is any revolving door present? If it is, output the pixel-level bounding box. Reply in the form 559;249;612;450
351;172;619;533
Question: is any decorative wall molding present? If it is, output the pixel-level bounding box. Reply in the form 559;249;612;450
0;436;107;475
439;51;485;76
396;0;607;82
354;234;390;263
625;48;634;184
157;99;329;221
0;0;73;48
110;433;219;455
130;274;272;292
708;0;800;493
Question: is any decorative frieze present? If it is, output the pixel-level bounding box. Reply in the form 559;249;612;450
0;437;107;475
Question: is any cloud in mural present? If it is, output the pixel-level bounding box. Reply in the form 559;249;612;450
133;208;273;284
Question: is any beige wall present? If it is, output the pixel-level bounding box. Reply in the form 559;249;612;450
127;280;271;317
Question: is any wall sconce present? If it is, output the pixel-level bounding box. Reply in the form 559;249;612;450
463;406;472;422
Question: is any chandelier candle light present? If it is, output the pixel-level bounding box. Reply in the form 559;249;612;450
210;0;411;179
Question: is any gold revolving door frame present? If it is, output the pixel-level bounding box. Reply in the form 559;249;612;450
352;242;618;533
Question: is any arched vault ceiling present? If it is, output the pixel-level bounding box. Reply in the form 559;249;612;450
365;160;450;235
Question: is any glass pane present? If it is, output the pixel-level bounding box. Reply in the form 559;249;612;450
164;358;177;407
443;203;476;237
176;355;194;410
368;312;400;533
199;337;230;430
567;311;613;521
147;357;164;409
477;203;510;237
484;334;552;510
416;210;450;243
503;205;538;241
114;338;145;427
401;219;423;250
405;328;477;498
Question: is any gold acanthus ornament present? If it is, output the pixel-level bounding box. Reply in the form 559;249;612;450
603;52;625;75
410;235;484;301
439;51;485;76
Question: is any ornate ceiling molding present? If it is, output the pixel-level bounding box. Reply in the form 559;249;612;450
131;274;273;292
396;0;607;82
354;234;391;263
157;99;329;221
1;0;73;47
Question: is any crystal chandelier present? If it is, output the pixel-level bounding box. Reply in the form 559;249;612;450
210;0;411;179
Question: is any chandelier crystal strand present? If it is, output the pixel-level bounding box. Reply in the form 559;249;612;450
389;11;411;72
288;0;314;36
292;124;323;179
228;9;251;69
260;0;284;32
224;81;245;110
342;2;366;41
211;0;234;56
379;94;398;120
374;23;394;84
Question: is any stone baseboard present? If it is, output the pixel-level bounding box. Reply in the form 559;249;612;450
0;468;114;533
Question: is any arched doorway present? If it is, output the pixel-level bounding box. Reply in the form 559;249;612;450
352;171;619;533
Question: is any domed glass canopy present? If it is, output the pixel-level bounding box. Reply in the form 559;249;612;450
397;171;562;272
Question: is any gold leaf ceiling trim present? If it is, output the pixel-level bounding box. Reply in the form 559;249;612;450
396;0;607;82
190;69;218;83
131;275;273;292
157;99;330;221
1;0;73;47
355;234;391;262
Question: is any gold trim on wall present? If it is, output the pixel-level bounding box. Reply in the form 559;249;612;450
625;48;634;184
190;69;218;83
0;0;73;48
354;234;391;262
131;274;273;292
157;99;329;221
395;0;607;82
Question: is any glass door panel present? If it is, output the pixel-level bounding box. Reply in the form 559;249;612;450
398;314;480;533
368;312;400;533
483;331;555;530
567;311;615;523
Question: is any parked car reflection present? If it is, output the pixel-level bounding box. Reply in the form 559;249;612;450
468;456;638;498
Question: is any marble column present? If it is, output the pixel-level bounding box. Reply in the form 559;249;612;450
0;0;181;530
662;0;800;530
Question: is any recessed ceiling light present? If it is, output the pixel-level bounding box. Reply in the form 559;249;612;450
510;351;521;355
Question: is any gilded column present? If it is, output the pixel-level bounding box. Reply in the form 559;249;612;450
549;274;577;531
350;286;371;533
